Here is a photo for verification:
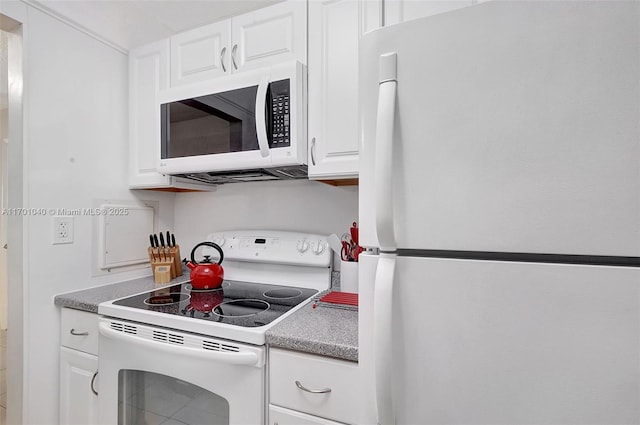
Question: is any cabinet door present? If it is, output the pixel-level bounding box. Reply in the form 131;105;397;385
128;40;173;189
384;0;475;26
59;347;98;425
231;0;307;73
170;20;231;86
129;41;213;190
308;0;381;180
269;405;345;425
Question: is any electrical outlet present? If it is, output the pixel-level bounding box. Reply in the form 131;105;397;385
53;216;74;244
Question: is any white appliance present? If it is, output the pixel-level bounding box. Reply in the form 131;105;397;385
98;230;331;425
358;2;640;424
157;61;307;184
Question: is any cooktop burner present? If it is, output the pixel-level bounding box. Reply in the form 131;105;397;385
112;280;317;328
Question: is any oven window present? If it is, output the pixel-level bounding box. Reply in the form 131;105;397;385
161;86;259;159
118;370;230;425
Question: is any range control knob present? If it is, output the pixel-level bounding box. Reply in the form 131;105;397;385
296;238;309;253
312;240;327;255
211;235;225;247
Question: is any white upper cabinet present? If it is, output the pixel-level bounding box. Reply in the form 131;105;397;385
128;40;215;190
232;1;307;72
307;0;382;181
384;0;475;26
171;1;307;86
170;21;230;86
129;40;173;188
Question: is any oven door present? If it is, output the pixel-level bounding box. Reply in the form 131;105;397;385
97;318;265;425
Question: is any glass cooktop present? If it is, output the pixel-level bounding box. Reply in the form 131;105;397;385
112;280;318;328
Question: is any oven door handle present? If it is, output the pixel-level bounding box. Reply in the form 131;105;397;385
98;322;260;366
255;77;271;158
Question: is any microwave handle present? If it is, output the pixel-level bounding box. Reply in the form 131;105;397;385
255;78;270;158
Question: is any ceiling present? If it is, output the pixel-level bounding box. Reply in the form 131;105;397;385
29;0;284;51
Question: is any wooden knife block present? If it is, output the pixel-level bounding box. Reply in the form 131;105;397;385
148;245;183;284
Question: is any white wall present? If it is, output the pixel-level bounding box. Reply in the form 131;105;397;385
16;5;175;424
174;180;358;267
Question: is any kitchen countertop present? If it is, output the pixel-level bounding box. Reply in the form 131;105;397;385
265;272;358;362
54;271;358;362
265;299;358;362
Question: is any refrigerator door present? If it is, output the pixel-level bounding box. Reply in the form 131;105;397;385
362;255;640;424
359;1;640;256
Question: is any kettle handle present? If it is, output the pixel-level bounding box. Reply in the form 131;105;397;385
190;242;224;265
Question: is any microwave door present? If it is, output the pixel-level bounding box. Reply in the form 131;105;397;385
159;83;273;174
162;85;261;156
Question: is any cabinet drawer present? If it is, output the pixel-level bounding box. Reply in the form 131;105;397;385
60;308;99;355
269;404;345;425
269;348;359;424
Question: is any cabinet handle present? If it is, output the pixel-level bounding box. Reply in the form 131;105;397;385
220;47;227;72
295;380;331;394
310;137;317;166
91;371;98;396
70;328;89;336
231;44;238;70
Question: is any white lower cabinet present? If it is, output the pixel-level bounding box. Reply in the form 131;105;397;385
59;308;99;425
269;405;345;425
269;348;360;425
59;347;99;425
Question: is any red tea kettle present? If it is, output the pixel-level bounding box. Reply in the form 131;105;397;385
186;242;224;290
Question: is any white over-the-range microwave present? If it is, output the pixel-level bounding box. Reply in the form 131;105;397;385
157;61;306;184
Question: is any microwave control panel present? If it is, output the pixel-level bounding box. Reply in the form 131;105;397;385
269;79;290;148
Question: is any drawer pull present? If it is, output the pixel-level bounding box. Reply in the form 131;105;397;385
70;328;89;336
295;380;332;394
90;371;98;396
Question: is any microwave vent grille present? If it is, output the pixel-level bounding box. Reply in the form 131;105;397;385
176;165;308;185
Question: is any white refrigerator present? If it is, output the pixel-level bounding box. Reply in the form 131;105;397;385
358;2;640;424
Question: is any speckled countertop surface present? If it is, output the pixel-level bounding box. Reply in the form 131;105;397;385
265;300;358;362
265;272;358;363
54;271;358;362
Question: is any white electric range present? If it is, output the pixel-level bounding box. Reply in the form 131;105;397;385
97;230;332;425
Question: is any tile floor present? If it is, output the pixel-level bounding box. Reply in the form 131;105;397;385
0;329;6;425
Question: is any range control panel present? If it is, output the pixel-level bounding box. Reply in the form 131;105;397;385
204;230;331;268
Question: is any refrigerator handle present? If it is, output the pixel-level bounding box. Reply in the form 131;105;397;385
375;53;398;251
374;253;396;425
